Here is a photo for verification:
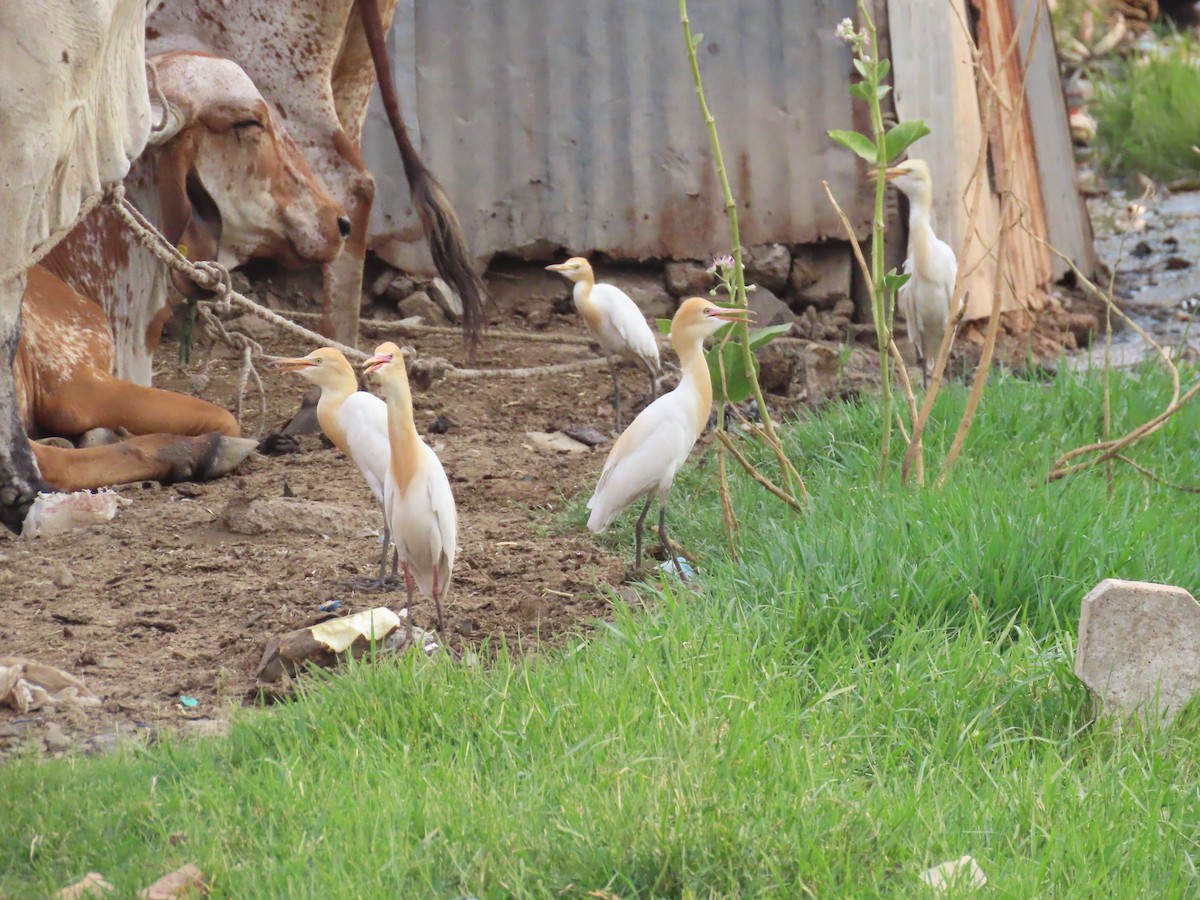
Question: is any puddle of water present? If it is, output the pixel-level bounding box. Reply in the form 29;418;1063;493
1070;190;1200;371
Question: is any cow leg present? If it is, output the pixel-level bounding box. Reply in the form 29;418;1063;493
30;432;256;492
38;372;241;441
0;278;48;533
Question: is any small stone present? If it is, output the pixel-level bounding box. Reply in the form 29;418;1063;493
791;242;852;310
428;415;459;435
1076;579;1200;728
369;267;398;298
919;856;987;891
397;291;445;324
223;313;275;343
53;566;75;589
745;243;791;293
43;721;72;753
664;260;714;297
562;425;609;447
746;286;794;329
76;428;122;449
136;863;207;899
229;271;252;295
174;484;204;498
54;871;115;899
525;431;590;453
37;437;74;450
384;273;417;303
428;277;464;322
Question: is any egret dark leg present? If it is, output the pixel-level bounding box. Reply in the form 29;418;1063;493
403;561;415;643
432;568;445;635
647;363;659;401
659;496;685;579
611;360;623;431
633;493;655;569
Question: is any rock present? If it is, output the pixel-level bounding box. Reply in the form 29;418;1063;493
802;343;875;403
53;566;75;589
383;274;417;304
616;272;675;319
790;242;852;310
136;863;207;899
756;346;797;395
1065;312;1099;348
428;277;464;322
368;267;398;298
223;313;275;343
76;427;124;449
257;607;402;682
37;437;74;450
746;286;794;329
745;243;791;293
919;856;987;891
225;271;250;296
525;431;590;453
1075;579;1200;728
397;290;446;324
485;259;572;320
219;496;376;538
54;871;115;899
42;721;72;753
664;260;715;297
562;425;609;447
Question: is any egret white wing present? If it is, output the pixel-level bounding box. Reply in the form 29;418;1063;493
338;391;389;503
592;283;661;370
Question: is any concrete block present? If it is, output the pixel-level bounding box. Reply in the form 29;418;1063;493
1075;578;1200;728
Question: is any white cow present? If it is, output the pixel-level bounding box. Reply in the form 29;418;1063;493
0;0;152;532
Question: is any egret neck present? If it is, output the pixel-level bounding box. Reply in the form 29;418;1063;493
671;323;714;434
379;361;423;493
313;367;357;456
571;269;604;335
906;180;936;282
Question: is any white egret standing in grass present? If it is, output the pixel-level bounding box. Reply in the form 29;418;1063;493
885;159;959;387
586;297;753;573
363;342;457;633
272;348;396;588
546;256;662;430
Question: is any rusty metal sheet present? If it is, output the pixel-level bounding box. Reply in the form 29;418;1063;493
365;0;865;270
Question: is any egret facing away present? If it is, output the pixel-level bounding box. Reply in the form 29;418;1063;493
885;159;959;387
363;342;457;634
546;256;662;430
586;297;753;573
272;348;396;588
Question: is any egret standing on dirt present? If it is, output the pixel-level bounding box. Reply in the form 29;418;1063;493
885;159;959;387
272;348;396;588
363;342;457;633
586;297;753;573
546;256;662;430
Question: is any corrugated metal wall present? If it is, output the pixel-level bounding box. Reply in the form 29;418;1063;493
364;0;866;271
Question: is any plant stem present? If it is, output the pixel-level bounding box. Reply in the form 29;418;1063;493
680;0;806;506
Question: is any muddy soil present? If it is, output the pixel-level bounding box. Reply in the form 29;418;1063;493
0;307;652;756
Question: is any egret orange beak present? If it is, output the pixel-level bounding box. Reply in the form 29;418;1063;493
362;352;393;375
884;164;911;182
545;263;568;273
708;306;756;324
271;356;317;372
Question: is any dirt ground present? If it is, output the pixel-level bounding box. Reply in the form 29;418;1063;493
2;201;1184;760
0;297;657;756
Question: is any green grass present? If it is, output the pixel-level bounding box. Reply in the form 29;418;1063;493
3;366;1200;897
1094;35;1200;182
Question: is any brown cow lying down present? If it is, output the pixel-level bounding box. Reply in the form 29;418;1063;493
16;266;256;492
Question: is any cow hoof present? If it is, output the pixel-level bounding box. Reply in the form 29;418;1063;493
36;437;74;450
77;427;122;449
202;436;259;480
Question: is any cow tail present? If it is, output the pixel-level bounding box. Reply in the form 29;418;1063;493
358;0;486;351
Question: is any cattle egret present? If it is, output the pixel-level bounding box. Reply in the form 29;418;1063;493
586;297;753;572
272;348;396;588
363;342;457;633
546;257;662;430
885;159;959;387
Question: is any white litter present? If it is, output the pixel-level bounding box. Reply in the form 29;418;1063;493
920;856;987;892
22;490;128;539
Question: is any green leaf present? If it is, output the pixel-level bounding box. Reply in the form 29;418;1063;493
876;84;892;99
883;271;911;292
849;82;874;103
692;32;704;48
828;129;877;163
883;119;931;163
747;322;794;351
852;58;870;79
876;58;891;81
656;317;672;335
706;342;759;404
